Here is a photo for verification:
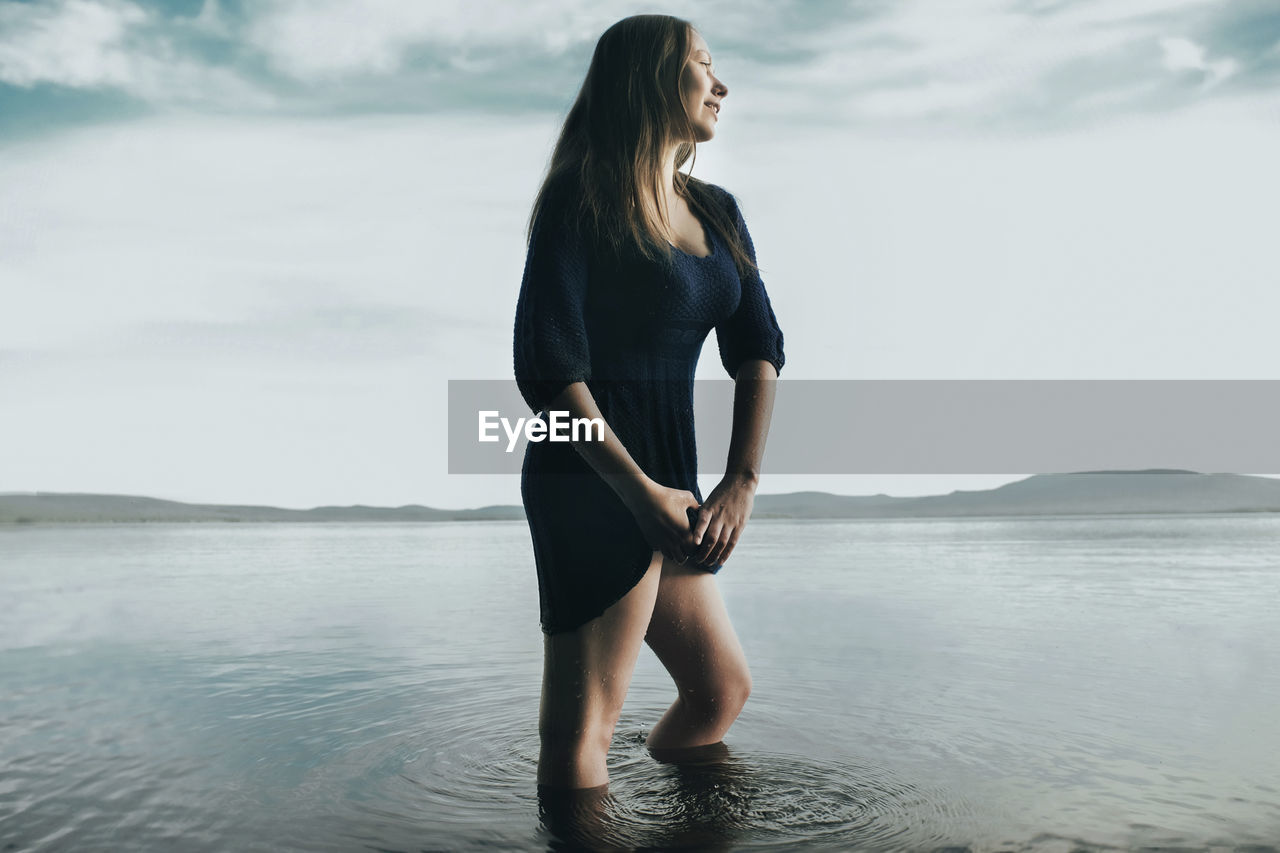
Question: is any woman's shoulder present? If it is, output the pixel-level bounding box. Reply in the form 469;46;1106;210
529;173;590;247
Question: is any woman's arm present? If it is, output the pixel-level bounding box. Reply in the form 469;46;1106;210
690;358;778;567
549;381;701;564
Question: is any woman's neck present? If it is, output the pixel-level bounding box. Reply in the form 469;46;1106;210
659;145;681;204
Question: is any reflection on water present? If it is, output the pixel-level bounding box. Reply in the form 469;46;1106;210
2;518;1279;851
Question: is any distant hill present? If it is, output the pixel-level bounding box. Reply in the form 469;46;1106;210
0;493;524;524
751;470;1280;518
3;471;1280;524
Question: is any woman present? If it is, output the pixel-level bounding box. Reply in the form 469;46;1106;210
514;14;784;792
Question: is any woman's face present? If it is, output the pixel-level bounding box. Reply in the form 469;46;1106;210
678;29;727;143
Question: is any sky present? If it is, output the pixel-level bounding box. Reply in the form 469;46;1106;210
2;0;1278;510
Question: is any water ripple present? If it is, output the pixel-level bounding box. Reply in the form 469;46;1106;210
328;694;981;852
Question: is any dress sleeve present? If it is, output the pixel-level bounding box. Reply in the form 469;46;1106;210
716;193;785;379
513;188;593;413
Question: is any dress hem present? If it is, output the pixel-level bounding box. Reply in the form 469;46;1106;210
540;542;657;636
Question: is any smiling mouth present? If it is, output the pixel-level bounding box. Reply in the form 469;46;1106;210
705;102;719;117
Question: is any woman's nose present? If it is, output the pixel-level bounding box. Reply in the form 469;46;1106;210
713;78;727;98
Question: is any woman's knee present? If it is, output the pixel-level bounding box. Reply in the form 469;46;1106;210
685;668;752;719
726;674;752;714
721;660;753;706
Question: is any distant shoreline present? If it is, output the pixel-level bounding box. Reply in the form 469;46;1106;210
3;512;1279;528
6;471;1280;524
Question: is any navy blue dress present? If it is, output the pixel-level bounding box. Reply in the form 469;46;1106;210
513;178;785;635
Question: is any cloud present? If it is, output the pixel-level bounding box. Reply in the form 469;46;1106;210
186;0;232;39
0;0;273;108
746;0;1251;126
0;0;145;88
243;0;627;80
0;0;1277;136
1159;36;1240;87
230;0;1271;128
1199;0;1280;82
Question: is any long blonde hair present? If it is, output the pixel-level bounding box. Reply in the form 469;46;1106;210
527;14;758;281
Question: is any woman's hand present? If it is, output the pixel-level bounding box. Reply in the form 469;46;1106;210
625;480;700;565
691;474;757;568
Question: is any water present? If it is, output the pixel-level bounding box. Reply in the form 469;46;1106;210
2;516;1278;851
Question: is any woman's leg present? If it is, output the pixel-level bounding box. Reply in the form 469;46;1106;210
643;556;753;751
538;550;664;790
